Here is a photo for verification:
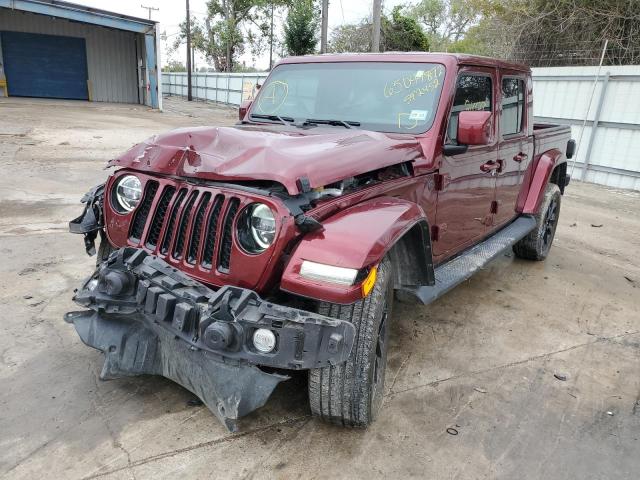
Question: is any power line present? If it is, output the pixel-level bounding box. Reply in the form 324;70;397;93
140;4;159;20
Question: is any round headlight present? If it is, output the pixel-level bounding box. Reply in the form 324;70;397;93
114;175;142;213
238;203;276;253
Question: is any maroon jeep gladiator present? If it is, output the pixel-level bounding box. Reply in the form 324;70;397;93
66;53;574;431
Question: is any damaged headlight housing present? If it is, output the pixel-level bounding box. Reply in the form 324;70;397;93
237;203;276;253
113;175;142;213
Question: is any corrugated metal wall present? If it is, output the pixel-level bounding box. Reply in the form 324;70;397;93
162;72;268;106
162;66;640;191
0;8;139;104
532;65;640;190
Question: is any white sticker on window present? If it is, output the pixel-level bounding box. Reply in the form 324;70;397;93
409;110;428;121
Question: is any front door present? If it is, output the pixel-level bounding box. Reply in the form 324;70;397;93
493;73;533;228
432;68;498;260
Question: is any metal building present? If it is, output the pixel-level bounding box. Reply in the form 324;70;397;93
0;0;161;108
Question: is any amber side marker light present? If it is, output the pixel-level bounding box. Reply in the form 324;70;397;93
361;266;378;297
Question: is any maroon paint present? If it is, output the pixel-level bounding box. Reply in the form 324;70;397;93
104;170;298;292
458;111;493;145
521;149;563;214
429;64;500;258
238;100;251;121
493;69;534;226
108;126;423;196
100;53;571;304
280;197;428;304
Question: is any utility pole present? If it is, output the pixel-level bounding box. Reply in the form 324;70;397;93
371;0;382;52
269;3;274;69
186;0;192;101
140;4;159;20
320;0;328;54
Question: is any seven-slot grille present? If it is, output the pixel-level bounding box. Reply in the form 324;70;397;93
129;180;240;272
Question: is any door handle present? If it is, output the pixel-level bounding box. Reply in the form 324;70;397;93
480;160;503;173
513;152;528;163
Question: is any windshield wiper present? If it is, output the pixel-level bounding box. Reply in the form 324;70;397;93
303;118;361;129
249;114;294;126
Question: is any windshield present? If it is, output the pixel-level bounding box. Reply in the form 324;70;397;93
250;62;446;134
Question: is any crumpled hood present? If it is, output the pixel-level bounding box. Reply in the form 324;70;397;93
109;125;424;195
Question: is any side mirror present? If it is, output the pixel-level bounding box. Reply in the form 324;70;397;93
457;110;492;146
239;100;252;121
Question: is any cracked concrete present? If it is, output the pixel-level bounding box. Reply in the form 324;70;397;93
1;97;639;479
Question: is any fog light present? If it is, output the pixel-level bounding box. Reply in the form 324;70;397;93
102;270;130;296
252;328;276;353
204;322;235;350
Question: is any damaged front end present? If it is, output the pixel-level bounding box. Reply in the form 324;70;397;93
68;183;105;256
65;248;355;431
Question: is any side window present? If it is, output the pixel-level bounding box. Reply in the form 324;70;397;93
500;78;525;136
448;75;492;143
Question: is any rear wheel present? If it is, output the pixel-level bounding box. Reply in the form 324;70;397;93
308;257;393;427
513;183;561;261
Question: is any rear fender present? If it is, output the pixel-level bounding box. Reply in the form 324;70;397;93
518;149;565;214
280;197;434;304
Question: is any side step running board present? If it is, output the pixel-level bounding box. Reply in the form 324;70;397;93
403;215;536;305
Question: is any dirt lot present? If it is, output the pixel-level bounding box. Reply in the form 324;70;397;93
1;97;639;480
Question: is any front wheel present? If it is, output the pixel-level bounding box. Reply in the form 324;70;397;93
513;183;561;261
308;257;393;427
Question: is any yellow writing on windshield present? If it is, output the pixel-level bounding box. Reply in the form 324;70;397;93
397;112;419;130
403;77;440;105
257;80;289;114
384;65;444;99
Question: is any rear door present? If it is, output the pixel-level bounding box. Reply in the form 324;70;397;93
433;67;498;259
1;31;89;100
493;72;533;228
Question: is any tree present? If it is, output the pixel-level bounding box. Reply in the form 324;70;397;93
329;7;429;54
381;6;430;52
165;60;187;72
283;0;318;56
175;1;289;72
328;21;372;53
472;0;640;66
407;0;484;51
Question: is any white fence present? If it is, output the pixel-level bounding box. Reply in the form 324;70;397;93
162;66;640;190
531;65;640;190
162;72;267;106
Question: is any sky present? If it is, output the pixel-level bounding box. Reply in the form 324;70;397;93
70;0;407;70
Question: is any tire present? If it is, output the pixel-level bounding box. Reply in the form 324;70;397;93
96;232;116;266
513;183;561;261
308;256;394;427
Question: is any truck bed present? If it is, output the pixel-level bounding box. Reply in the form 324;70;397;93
533;122;572;158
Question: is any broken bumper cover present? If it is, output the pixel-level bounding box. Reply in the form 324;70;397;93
65;247;355;431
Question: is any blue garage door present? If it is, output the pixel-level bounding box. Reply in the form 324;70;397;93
1;31;88;100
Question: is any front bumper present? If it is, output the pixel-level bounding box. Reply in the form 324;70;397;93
65;247;355;431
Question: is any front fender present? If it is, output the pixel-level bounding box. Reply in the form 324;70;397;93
280;196;430;304
518;149;565;214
